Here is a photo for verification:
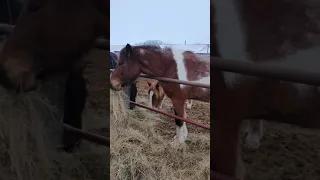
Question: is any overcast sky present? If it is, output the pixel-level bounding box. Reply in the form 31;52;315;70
110;0;210;45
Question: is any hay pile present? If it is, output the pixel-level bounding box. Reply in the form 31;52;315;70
110;90;210;180
0;86;107;180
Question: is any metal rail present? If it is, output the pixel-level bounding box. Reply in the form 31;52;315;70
63;124;109;147
129;101;210;130
110;69;210;89
211;57;320;86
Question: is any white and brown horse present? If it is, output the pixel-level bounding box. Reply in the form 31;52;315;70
212;0;320;179
110;44;210;142
147;80;193;109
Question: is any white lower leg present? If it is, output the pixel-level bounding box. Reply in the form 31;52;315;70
183;112;188;138
174;124;185;142
245;120;263;149
174;112;188;142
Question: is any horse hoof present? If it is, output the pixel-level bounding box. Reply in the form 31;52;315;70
173;135;185;143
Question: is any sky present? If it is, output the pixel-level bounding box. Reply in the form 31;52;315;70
110;0;210;45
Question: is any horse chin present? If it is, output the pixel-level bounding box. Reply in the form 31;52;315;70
111;84;122;91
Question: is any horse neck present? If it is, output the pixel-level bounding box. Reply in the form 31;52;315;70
139;52;175;78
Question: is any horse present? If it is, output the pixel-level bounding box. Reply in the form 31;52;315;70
0;0;108;152
147;80;166;109
212;0;320;179
110;44;210;142
147;79;193;109
110;51;137;109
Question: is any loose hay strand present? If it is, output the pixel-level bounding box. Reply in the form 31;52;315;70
110;89;210;180
0;87;99;180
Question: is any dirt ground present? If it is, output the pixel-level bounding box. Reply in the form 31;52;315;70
243;122;320;180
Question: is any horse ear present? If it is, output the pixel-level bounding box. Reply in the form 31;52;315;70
125;44;132;57
147;81;151;87
155;82;160;89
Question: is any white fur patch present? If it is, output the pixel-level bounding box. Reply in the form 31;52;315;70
172;49;210;89
172;50;188;89
149;91;154;107
215;0;318;95
174;122;188;142
139;49;146;55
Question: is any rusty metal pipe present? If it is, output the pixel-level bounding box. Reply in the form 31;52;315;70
211;57;320;86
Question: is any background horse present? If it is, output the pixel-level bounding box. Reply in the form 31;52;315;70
111;44;210;142
110;51;137;109
0;0;108;152
147;80;193;109
212;0;320;179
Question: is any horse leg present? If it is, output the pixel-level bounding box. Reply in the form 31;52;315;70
62;71;87;152
186;99;193;109
211;117;244;179
129;82;137;109
172;98;188;142
244;119;263;149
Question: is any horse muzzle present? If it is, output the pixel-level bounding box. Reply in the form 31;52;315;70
110;79;122;91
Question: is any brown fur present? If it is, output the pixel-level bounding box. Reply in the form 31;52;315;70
147;80;166;109
0;0;109;92
111;44;210;141
211;0;320;179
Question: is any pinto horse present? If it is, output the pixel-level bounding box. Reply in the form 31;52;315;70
110;51;137;109
111;44;210;142
0;0;108;152
212;0;320;179
147;80;193;109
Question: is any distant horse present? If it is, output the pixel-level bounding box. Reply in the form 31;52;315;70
110;44;210;142
147;80;166;109
0;0;108;152
110;51;137;109
212;0;320;179
147;80;193;109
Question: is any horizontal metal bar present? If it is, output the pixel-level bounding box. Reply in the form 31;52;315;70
63;124;110;147
110;69;210;89
130;101;210;130
211;57;320;86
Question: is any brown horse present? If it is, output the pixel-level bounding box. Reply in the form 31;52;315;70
147;80;166;109
110;44;210;142
0;0;108;152
147;80;194;109
212;0;320;179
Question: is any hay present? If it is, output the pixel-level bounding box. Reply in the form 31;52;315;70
0;86;105;180
110;90;210;180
